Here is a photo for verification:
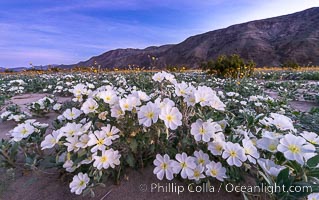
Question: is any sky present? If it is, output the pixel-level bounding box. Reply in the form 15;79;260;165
0;0;318;68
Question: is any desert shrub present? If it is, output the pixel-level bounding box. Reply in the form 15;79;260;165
200;54;255;78
281;60;300;70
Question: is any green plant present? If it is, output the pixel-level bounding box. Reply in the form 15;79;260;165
201;54;255;79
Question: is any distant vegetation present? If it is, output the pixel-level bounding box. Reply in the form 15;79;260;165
200;54;256;78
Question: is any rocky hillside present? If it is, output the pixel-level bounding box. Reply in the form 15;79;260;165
68;7;319;68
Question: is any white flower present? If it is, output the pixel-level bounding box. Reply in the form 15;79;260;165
152;72;165;82
257;137;279;153
193;150;210;166
261;113;295;132
100;124;120;141
175;82;190;97
76;134;90;148
301;131;319;145
138;102;160;127
69;173;90;195
194;86;215;106
110;104;124;119
208;141;225;156
64;136;80;152
205;161;227;181
209;96;226;111
153;154;175;180
63;108;82;120
308;193;319;200
159;106;182;130
60;122;83;137
172;153;196;179
81;98;98;114
41;130;62;150
99;90;118;105
189;165;205;181
242;139;260;164
222;142;247;167
87;130;112;153
257;158;285;177
93;148;121;170
10;122;35;141
277;133;315;165
191;119;222;142
70;83;87;97
53;103;62;111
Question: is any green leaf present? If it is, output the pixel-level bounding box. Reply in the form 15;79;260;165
129;138;138;153
307;168;319;178
276;168;290;186
307;155;319;168
126;153;136;168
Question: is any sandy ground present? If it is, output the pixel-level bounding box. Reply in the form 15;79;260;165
0;92;317;200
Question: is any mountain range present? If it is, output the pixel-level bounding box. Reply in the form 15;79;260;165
3;7;319;71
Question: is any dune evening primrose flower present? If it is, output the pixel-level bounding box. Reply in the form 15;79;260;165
159;106;182;130
261;113;295;132
138;102;160;127
69;172;90;195
257;158;286;177
63;108;82;120
153;154;175;180
101;124;120;141
205;161;227;181
301;131;319;145
92;148;121;170
172;153;196;179
41;130;62;150
191;119;222;142
87;130;112;153
208;141;225;156
194;86;215;106
308;193;319;200
193;150;210;166
189;165;205;181
81;98;98;114
99;90;118;105
277;133;315;165
257;137;279;153
242;139;260;164
60;122;83;137
10;122;35;141
222;142;247;167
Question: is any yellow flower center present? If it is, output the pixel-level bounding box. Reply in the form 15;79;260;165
107;132;113;137
194;170;200;177
216;145;223;152
124;104;129;109
100;155;108;163
79;180;85;186
146;112;154;119
230;150;237;157
288;144;300;154
21;128;28;135
210;169;217;176
97;138;104;146
198;158;205;165
161;162;168;170
166;115;173;122
105;96;111;101
180;162;187;168
199;127;205;135
50;138;56;144
268;144;277;151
